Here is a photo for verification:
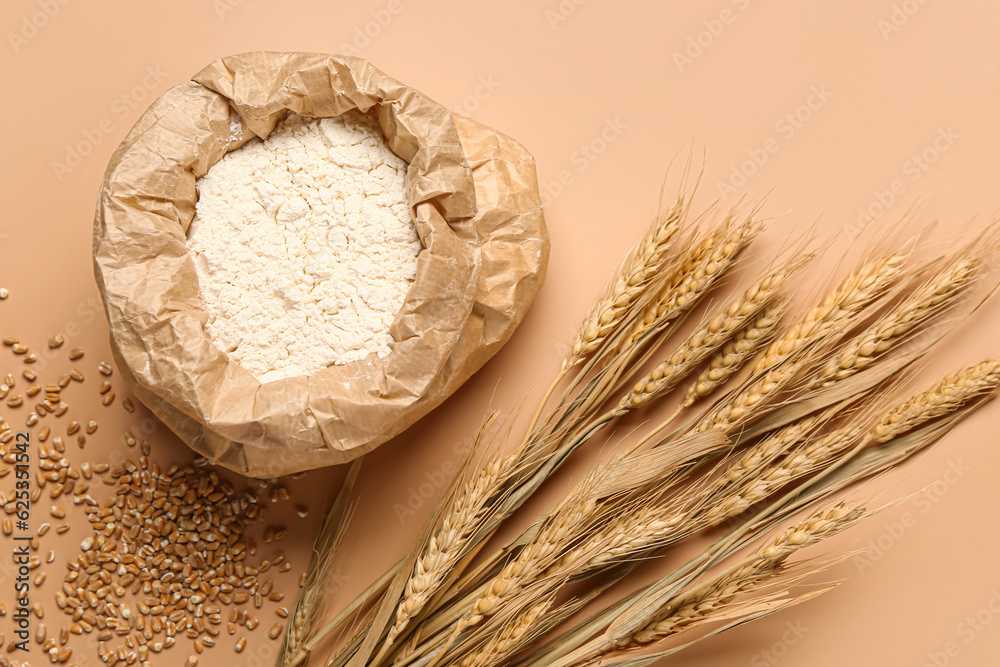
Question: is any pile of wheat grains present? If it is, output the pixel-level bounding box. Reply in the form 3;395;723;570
0;312;309;667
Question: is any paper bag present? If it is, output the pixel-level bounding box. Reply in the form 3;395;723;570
93;52;548;477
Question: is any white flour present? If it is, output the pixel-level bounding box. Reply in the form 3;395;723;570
187;111;420;383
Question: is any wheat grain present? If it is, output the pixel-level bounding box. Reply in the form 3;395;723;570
570;201;684;361
871;358;1000;442
618;261;798;412
683;303;786;407
813;258;978;388
388;449;523;643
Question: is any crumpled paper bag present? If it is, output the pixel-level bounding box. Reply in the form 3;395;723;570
93;52;548;477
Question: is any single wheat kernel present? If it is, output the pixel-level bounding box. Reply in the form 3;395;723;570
102;393;115;406
69;369;84;382
122;398;135;413
98;381;111;394
275;607;288;618
37;523;50;536
11;343;28;354
234;637;246;652
24;353;37;363
22;370;37;381
48;335;64;349
4;374;14;386
295;505;308;518
77;435;86;449
86;421;98;434
69;347;84;360
38;426;50;441
98;362;113;376
2;336;16;346
26;385;40;397
26;413;38;427
268;623;283;639
6;396;22;408
185;656;198;667
66;422;80;435
0;288;8;299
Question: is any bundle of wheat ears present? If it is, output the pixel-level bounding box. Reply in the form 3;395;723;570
279;187;1000;667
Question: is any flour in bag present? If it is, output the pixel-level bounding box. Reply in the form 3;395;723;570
187;111;420;383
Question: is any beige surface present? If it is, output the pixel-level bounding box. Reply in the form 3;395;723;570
2;1;999;666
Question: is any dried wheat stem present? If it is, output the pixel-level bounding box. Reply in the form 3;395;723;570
812;258;979;388
624;216;759;348
618;261;796;413
569;202;684;362
871;358;1000;442
620;503;864;650
453;600;553;667
683;303;786;407
387;448;524;644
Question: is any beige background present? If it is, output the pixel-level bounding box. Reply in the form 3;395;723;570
2;1;1000;665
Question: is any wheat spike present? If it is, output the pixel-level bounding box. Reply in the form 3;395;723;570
750;254;906;375
570;202;684;361
454;600;553;667
871;358;1000;442
624;216;759;348
462;493;596;631
683;303;786;407
619;261;797;412
694;254;906;435
702;425;861;526
812;258;978;388
388;448;523;643
622;503;864;649
693;357;808;434
710;415;823;490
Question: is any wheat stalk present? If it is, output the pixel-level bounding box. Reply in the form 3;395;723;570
872;358;1000;442
812;258;979;388
683;303;786;407
618;259;800;412
569;201;684;362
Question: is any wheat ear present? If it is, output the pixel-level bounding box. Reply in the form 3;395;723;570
453;600;553;667
569;202;684;362
683;302;786;407
694;254;906;434
388;448;523;643
624;216;760;348
702;424;862;526
871;358;1000;442
618;260;798;412
812;258;979;388
621;503;865;649
750;254;907;375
